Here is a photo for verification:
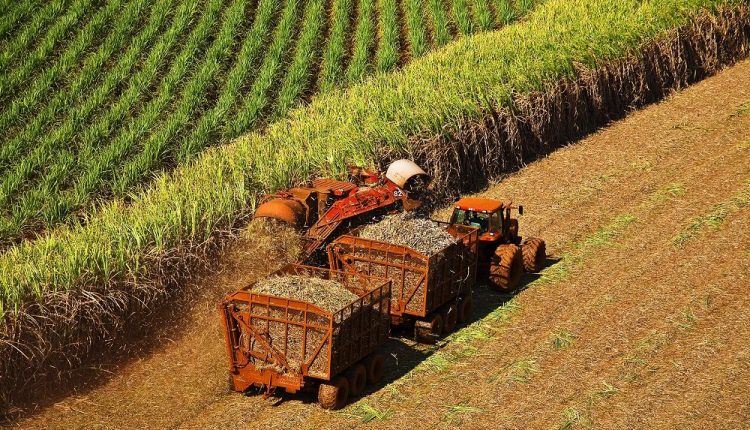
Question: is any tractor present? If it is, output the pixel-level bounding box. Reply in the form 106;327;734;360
448;197;545;290
253;159;430;262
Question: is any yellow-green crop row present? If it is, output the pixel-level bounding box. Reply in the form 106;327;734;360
0;0;738;319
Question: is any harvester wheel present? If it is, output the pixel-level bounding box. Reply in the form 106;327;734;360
442;304;458;334
490;244;523;291
318;375;349;410
346;363;367;396
415;313;443;344
457;295;473;323
364;353;385;385
522;237;546;273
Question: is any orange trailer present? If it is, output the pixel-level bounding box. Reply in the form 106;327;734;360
327;222;478;343
220;264;391;409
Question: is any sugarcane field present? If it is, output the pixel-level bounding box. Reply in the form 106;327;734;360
1;0;749;428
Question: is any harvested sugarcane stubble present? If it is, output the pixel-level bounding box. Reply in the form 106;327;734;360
253;275;358;313
360;212;457;255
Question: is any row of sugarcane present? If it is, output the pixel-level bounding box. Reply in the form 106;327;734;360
0;0;538;244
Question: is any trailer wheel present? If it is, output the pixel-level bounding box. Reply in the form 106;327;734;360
457;295;473;323
364;353;385;385
415;313;443;344
490;244;523;290
318;376;349;410
347;363;367;396
521;237;546;272
442;304;458;334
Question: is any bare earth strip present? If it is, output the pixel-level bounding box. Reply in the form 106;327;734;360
12;60;750;429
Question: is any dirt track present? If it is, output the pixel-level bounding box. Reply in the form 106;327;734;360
12;59;750;429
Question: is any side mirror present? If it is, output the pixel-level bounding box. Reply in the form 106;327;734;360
518;205;524;215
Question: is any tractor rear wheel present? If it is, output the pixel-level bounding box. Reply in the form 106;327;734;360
490;244;523;290
318;375;349;410
522;237;546;272
364;353;385;385
346;363;367;396
415;313;443;344
457;295;473;323
442;303;458;334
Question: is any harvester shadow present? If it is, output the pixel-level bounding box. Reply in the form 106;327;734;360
260;256;562;407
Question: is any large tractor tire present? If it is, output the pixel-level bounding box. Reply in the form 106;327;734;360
318;375;349;410
346;363;367;396
415;313;443;344
522;237;546;273
490;244;523;291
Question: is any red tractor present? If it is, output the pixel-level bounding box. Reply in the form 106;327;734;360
253;159;430;261
448;197;545;290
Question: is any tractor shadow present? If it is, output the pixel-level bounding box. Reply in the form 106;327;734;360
265;256;563;407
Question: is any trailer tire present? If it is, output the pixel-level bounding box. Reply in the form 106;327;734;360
442;304;458;334
522;237;546;272
457;295;473;323
347;363;367;396
318;376;349;410
364;353;385;385
490;244;523;290
415;313;443;344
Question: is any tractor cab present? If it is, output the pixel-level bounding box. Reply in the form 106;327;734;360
449;197;523;245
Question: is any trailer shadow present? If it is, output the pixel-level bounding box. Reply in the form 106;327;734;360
264;256;562;407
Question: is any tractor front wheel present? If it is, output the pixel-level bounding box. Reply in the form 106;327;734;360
522;237;546;272
490;244;523;290
318;375;350;410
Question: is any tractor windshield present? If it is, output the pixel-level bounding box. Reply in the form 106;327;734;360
452;209;489;233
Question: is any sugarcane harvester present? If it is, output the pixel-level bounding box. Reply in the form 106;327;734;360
253;159;430;262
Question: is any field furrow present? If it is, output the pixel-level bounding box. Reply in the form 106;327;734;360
0;0;38;42
3;0;195;238
0;0;62;75
227;0;303;136
426;0;452;47
108;0;251;196
271;0;328;120
0;0;171;239
451;0;473;35
375;0;401;72
317;0;355;92
0;0;134;165
471;0;494;30
403;0;428;59
0;0;94;104
42;0;223;230
180;0;280;160
346;0;377;83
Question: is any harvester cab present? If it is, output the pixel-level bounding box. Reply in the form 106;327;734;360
253;159;431;262
449;197;545;290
